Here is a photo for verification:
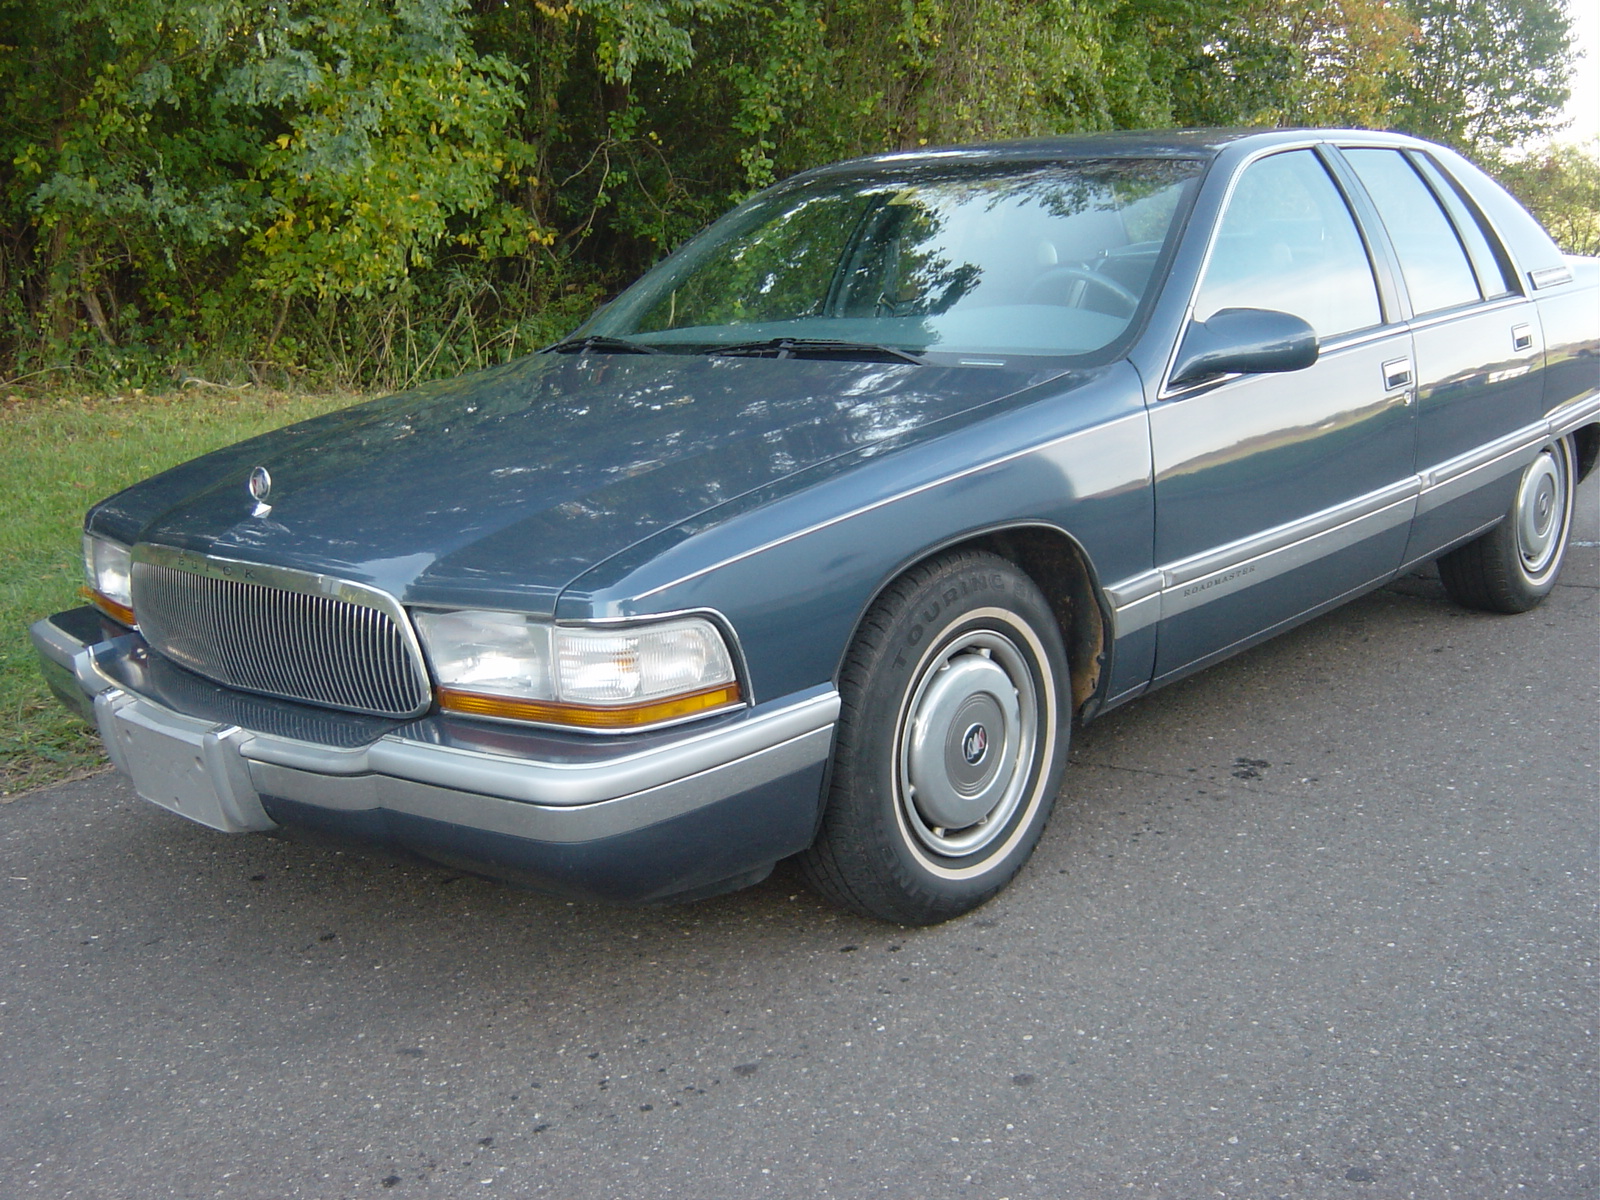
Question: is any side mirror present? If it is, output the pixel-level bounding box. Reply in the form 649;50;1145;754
1170;308;1319;388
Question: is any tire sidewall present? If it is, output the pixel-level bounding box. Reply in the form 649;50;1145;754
1507;437;1576;595
842;556;1069;915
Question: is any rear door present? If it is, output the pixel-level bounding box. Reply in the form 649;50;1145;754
1148;147;1416;682
1336;147;1547;566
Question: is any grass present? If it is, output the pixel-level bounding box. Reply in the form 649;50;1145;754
0;386;362;797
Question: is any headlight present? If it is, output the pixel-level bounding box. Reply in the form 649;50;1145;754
82;535;135;625
413;610;742;731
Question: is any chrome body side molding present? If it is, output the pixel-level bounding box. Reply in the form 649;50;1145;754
1106;478;1417;630
1104;397;1600;635
1547;387;1600;439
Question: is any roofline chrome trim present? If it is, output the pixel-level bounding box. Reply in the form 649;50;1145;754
1388;147;1534;299
1155;143;1547;399
1157;140;1389;397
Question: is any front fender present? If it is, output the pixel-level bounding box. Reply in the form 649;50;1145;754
557;363;1155;706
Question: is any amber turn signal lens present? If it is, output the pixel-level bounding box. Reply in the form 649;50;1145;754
436;682;742;730
81;585;135;628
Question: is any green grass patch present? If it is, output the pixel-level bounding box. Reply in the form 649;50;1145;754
0;387;362;796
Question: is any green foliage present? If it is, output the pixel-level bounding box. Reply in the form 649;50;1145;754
1;0;548;385
1498;143;1600;257
1391;0;1573;157
242;0;545;303
0;0;1582;390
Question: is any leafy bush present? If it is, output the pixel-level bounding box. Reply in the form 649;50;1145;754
0;0;1580;390
1498;143;1600;258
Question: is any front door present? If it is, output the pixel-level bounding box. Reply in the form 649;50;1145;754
1150;148;1416;682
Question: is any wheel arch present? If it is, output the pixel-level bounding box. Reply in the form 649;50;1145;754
1569;421;1600;484
836;522;1113;724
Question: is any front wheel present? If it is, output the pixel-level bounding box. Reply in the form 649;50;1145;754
1439;436;1576;613
801;551;1070;925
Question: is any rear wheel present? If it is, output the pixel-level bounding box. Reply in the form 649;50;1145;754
1439;436;1576;613
802;551;1070;925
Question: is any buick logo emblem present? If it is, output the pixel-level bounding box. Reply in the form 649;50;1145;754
247;466;273;516
961;722;989;766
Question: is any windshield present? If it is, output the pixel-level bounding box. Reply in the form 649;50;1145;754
582;157;1203;361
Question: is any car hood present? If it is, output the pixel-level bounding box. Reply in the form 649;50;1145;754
93;351;1059;613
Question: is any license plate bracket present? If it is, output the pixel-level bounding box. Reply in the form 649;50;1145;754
95;692;276;832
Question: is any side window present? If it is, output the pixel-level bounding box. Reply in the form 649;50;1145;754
1410;153;1517;299
1344;148;1483;315
1195;150;1381;339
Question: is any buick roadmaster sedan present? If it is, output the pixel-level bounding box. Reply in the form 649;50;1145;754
34;130;1599;924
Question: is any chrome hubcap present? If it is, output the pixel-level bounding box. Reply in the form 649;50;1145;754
898;631;1036;857
1515;449;1565;576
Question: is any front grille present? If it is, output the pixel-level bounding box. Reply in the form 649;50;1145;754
131;558;430;718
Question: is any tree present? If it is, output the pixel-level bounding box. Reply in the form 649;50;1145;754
1498;142;1600;256
1;0;539;367
0;0;1578;390
1391;0;1573;155
1238;0;1414;127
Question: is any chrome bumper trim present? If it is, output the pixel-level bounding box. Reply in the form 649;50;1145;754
92;689;275;832
34;612;840;839
364;688;838;806
248;723;837;844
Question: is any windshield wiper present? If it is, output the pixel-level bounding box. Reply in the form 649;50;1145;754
545;334;661;355
702;337;925;365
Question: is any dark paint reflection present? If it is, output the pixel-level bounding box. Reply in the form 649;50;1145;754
97;352;1055;604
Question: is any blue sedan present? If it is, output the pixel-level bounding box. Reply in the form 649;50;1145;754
34;129;1599;924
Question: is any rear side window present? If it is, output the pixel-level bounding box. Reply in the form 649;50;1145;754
1195;150;1381;339
1410;154;1517;298
1344;149;1482;316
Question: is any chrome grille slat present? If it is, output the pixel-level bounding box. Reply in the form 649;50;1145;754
130;558;429;718
349;603;375;707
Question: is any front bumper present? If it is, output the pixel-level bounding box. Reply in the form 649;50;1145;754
32;607;838;903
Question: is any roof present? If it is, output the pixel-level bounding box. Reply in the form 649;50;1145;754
795;127;1429;182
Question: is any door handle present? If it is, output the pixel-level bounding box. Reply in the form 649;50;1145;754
1512;324;1534;352
1382;358;1412;390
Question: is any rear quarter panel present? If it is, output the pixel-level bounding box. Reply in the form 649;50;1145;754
1538;257;1600;431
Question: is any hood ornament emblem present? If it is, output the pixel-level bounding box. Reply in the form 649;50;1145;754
247;466;273;517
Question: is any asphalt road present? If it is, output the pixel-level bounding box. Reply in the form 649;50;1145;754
4;476;1595;1200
